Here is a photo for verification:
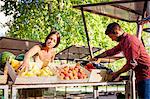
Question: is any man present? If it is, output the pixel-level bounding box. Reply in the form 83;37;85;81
93;22;150;99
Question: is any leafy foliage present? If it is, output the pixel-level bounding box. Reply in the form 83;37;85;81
1;0;149;71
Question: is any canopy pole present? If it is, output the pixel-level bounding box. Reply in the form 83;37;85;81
136;22;143;40
136;0;148;45
133;1;149;99
81;7;93;58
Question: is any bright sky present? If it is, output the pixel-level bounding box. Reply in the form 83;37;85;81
0;12;10;37
0;1;13;37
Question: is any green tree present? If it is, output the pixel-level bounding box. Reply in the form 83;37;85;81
2;0;149;72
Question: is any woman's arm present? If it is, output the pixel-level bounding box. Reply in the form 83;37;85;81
50;49;56;62
19;45;41;71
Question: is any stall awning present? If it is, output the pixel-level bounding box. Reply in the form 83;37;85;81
73;0;149;22
0;37;40;55
55;45;101;61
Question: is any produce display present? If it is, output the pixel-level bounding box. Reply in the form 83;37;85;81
15;54;25;61
11;58;21;70
84;63;96;72
10;59;54;77
57;63;88;80
8;56;114;84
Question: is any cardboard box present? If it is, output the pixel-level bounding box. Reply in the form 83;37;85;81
88;69;113;82
6;61;113;84
56;64;90;83
6;62;57;84
56;65;112;83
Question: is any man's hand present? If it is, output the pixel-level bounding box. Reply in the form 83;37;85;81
89;58;97;61
110;72;120;81
89;58;102;63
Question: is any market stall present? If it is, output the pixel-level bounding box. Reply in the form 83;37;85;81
73;0;150;99
6;45;127;99
11;81;126;99
0;37;124;98
1;0;150;99
0;37;41;98
1;43;126;98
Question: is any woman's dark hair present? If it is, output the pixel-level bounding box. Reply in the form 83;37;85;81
105;22;122;35
42;29;60;48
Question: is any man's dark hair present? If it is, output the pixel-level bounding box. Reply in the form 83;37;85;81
105;22;122;35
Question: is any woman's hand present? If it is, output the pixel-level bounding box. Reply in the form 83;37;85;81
18;62;29;72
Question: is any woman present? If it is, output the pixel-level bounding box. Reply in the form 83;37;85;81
19;29;60;71
18;29;60;98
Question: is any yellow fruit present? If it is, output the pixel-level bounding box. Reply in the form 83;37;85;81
24;71;36;77
28;62;36;70
11;59;20;70
39;67;54;76
31;66;40;74
49;71;54;76
18;71;27;77
39;70;49;76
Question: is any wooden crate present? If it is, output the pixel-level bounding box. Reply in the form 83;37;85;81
0;66;8;84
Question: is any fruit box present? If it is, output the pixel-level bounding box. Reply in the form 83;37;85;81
56;64;91;83
0;65;8;84
88;69;112;82
6;61;57;84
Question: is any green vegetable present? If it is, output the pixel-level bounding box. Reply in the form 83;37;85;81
1;51;16;65
15;53;34;62
15;54;25;61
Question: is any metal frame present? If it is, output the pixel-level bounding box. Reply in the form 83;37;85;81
11;81;126;99
0;85;9;99
73;0;148;22
55;45;101;60
73;0;149;54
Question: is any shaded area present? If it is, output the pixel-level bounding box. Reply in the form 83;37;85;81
73;0;148;22
55;45;101;61
0;37;40;55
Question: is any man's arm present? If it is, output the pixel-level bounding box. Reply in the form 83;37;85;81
95;51;107;59
112;37;140;78
124;37;140;69
94;43;122;59
114;63;131;76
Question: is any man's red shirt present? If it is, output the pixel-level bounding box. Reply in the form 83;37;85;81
105;33;150;82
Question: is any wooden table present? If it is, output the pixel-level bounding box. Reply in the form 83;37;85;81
11;81;126;99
